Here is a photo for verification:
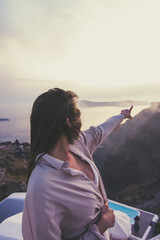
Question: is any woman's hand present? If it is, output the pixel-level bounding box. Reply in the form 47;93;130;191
96;202;115;234
121;105;133;119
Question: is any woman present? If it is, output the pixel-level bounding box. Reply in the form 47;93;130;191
22;88;133;240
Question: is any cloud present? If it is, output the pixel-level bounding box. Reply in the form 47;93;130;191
0;0;160;104
0;70;159;105
77;82;160;102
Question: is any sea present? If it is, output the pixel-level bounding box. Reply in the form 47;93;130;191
0;103;150;143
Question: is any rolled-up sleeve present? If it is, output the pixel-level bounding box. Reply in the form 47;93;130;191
82;114;125;154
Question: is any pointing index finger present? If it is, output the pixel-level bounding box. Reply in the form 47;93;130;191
130;105;133;111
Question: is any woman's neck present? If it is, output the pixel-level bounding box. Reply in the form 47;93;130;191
48;135;70;162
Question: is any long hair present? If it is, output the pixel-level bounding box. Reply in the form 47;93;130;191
27;88;81;181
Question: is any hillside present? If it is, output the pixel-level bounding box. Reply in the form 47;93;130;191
0;141;28;201
94;102;160;215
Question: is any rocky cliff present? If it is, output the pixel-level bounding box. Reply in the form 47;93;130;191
94;102;160;215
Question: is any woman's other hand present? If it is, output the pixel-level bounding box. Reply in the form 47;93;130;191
96;202;115;234
121;105;133;119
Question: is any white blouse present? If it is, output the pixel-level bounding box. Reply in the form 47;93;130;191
22;114;125;240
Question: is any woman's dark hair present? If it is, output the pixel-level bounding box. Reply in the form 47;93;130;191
27;88;81;181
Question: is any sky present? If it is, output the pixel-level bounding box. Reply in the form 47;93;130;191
0;0;160;104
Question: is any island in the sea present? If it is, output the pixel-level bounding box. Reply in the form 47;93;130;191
78;100;149;108
0;118;10;121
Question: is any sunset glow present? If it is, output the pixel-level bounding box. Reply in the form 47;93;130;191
0;0;160;103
